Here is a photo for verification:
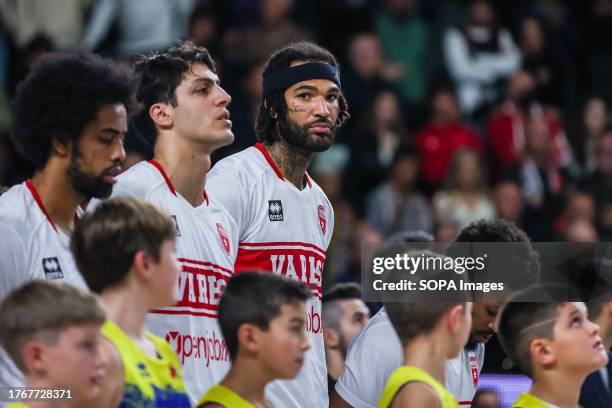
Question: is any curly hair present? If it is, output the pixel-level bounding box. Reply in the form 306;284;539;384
255;42;350;144
132;40;216;146
11;51;133;169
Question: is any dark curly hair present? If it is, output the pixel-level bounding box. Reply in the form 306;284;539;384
11;51;133;169
132;40;217;146
255;42;350;144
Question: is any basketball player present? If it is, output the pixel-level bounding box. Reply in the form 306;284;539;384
89;40;238;403
0;51;131;387
331;219;540;408
207;41;350;407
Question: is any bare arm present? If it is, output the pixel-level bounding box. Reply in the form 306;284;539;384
329;389;354;408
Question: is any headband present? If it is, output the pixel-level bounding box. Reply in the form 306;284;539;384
262;62;341;95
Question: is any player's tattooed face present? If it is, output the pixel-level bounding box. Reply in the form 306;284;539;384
280;77;341;153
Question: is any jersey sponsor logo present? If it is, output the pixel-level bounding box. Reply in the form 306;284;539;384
175;259;231;311
268;200;283;221
42;257;63;280
216;223;231;256
171;215;181;237
165;329;230;366
317;204;326;235
469;355;479;387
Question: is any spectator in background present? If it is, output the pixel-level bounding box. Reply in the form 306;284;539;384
580;97;609;173
471;389;501;408
493;180;523;226
564;219;599;242
376;0;429;116
322;283;370;398
82;0;196;58
487;70;575;180
519;16;562;107
586;0;612;104
366;146;432;237
506;112;567;241
583;128;612;241
414;86;483;192
187;2;221;56
347;89;410;213
443;0;520;116
433;149;495;230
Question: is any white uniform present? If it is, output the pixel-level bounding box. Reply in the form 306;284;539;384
0;180;87;389
335;308;485;408
91;160;238;404
207;144;334;408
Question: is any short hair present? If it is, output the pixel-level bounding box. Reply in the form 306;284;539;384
132;40;217;145
218;271;311;360
71;197;175;293
497;284;576;378
255;41;350;144
11;51;133;169
384;252;470;345
0;280;105;372
322;283;362;332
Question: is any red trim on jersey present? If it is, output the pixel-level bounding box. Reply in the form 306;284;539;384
25;180;57;232
178;258;233;274
148;160;177;196
254;143;284;180
149;309;218;318
203;190;209;205
238;241;327;255
304;172;313;188
459;402;472;406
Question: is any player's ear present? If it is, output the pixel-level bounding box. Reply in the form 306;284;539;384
448;304;468;335
530;338;555;366
51;137;70;158
22;340;48;375
323;327;340;348
133;249;154;281
237;323;261;355
149;102;174;128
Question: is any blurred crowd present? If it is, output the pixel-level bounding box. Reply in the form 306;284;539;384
0;0;611;289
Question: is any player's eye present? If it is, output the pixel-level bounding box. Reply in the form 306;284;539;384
326;94;338;102
570;316;583;328
297;93;311;101
99;136;113;145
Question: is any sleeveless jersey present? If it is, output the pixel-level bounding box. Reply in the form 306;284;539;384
90;160;238;403
378;366;459;408
512;393;560;408
102;320;190;407
0;181;87;390
335;307;484;407
207;144;334;408
197;385;257;408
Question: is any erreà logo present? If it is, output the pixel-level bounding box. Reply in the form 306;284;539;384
268;200;283;221
42;257;63;280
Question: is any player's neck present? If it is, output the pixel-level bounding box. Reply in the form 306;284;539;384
325;347;345;381
31;166;83;233
221;358;271;406
153;136;211;207
264;141;313;190
100;286;149;341
530;372;583;408
402;334;448;386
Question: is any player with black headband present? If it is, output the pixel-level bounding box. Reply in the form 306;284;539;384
207;42;350;407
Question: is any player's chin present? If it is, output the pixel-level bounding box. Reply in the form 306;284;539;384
306;132;334;152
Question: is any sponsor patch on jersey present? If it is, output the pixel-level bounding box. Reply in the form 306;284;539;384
216;223;231;256
268;200;283;221
469;355;479;387
171;215;181;237
42;257;63;280
317;204;327;235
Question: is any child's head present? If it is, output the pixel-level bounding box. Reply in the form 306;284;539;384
218;271;311;380
0;281;106;403
383;252;473;359
498;284;608;380
72;197;177;306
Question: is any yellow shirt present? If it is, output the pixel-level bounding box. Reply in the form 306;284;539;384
102;320;191;407
196;385;256;408
6;403;28;407
378;365;459;408
512;393;566;408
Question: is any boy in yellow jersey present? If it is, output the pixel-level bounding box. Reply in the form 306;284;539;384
197;271;311;408
378;252;473;408
498;284;609;408
71;197;191;407
0;281;106;408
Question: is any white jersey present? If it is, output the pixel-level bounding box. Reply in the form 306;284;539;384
335;308;485;408
91;160;238;404
207;144;334;408
0;181;87;390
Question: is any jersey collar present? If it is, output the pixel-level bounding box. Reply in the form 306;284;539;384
254;143;312;189
25;179;57;232
148;160;209;205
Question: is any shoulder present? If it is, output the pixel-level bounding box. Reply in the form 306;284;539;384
391;381;440;408
112;161;163;200
0;184;43;245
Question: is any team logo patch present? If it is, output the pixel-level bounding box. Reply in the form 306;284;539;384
317;205;327;235
171;215;181;237
470;355;479;387
216;223;231;256
268;200;283;221
42;257;63;280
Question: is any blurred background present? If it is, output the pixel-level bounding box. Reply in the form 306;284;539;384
0;0;610;403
